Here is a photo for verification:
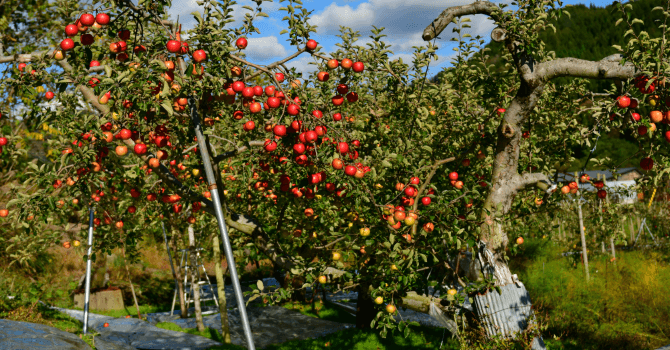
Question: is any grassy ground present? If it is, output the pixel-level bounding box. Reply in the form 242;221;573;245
151;299;459;350
2;222;669;349
512;237;670;350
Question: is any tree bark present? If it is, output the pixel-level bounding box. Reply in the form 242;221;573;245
188;225;205;332
212;233;232;344
355;283;375;329
172;227;188;318
577;192;590;282
122;245;142;319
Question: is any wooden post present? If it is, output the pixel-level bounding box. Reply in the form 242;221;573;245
576;172;590;282
610;236;616;265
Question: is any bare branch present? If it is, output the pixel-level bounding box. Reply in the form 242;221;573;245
423;1;498;41
515;172;550;192
532;56;638;83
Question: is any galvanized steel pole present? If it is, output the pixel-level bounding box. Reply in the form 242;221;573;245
83;206;95;334
188;97;256;350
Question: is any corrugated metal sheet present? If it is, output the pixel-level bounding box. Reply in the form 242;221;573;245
473;283;533;338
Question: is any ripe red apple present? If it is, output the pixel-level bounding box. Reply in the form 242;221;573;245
249;102;262;113
103;322;109;327
337;142;349;154
597;189;607;199
60;38;75;51
134;143;147;155
65;24;79;37
344;165;357;176
192;49;206;62
0;137;7;146
346;92;359;103
640;157;654;170
275;72;285;82
332;158;344;170
63;241;71;249
449;172;458;181
423;222;434;232
327;59;339;69
287;104;300;116
115;145;128;156
306;39;318;51
80;13;95;26
264;140;277;152
332;112;342;121
631;112;641;122
337;84;348;95
236;37;248;49
166;40;181;53
80;34;94;45
44;91;54;100
352;61;364;73
332;95;344;106
616;95;630;108
0;209;8;218
404;186;417;197
243;120;255;131
95;13;110;25
252;86;263;96
110;25;127;38
341;58;353;69
317;71;329;82
516;237;524;245
421;197;431;206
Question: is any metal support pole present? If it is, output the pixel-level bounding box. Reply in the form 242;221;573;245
83;207;95;334
162;222;179;314
188;96;256;350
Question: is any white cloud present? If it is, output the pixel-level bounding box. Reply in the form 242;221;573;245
308;0;506;42
168;0;280;34
244;36;289;61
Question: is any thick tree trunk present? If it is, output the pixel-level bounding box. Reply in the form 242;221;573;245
355;283;375;329
188;225;205;332
212;233;232;343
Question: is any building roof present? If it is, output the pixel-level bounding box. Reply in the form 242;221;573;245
555;167;640;183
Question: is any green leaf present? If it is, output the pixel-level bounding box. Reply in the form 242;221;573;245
382;160;392;167
161;100;174;116
257;280;264;291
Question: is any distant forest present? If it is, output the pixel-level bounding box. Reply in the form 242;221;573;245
429;0;669;170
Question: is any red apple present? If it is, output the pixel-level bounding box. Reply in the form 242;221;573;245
421;197;431;206
333;113;342;121
306;39;317;51
167;40;181;53
327;59;338;69
275;72;284;82
341;58;353;69
45;91;54;100
65;24;79;37
60;38;75;51
352;61;364;73
616;95;630;108
332;95;344;106
287;104;300;116
95;13;110;25
236;37;248;49
317;71;329;82
344;165;357;176
134;143;147;155
192;49;206;62
80;13;95;26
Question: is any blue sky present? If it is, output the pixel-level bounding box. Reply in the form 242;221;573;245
168;0;621;80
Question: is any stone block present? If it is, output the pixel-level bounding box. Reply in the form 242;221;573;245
74;287;125;311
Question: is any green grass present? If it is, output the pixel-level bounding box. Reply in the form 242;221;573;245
280;299;357;324
513;238;670;350
70;303;172;319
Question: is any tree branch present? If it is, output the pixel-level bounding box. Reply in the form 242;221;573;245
422;1;498;41
531;55;638;84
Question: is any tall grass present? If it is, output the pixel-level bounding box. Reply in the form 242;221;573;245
515;239;670;350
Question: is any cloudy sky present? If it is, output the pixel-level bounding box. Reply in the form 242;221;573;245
165;0;619;80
